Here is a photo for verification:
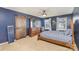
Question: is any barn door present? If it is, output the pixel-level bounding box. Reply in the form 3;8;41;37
15;16;26;40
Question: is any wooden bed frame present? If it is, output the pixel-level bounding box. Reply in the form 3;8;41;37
38;18;75;50
38;34;74;50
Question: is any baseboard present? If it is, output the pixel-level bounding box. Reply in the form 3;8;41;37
0;39;16;46
0;42;8;46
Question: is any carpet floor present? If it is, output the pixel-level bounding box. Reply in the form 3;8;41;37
0;35;77;51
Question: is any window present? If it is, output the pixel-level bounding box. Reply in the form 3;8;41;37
56;17;67;31
44;18;51;31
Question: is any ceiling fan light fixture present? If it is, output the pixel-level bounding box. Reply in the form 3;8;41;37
42;14;47;17
42;10;47;17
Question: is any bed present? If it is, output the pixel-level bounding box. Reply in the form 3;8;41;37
38;29;75;50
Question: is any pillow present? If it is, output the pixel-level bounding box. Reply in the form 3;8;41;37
65;29;72;36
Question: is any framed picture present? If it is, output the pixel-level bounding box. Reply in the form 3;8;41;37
44;18;51;31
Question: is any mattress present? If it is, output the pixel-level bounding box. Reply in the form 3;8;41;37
40;31;72;44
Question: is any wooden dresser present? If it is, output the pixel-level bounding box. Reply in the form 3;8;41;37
29;17;41;37
29;27;40;37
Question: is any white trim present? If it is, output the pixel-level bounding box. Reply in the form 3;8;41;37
0;39;16;46
0;42;8;46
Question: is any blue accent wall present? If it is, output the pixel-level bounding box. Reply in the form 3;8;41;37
26;17;30;34
40;18;45;27
0;8;15;43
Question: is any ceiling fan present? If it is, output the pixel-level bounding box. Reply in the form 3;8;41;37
42;10;47;17
38;10;47;17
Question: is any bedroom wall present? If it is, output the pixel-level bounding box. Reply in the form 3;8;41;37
0;8;16;43
0;8;41;43
40;18;45;27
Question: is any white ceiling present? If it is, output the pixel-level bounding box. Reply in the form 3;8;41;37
5;7;74;18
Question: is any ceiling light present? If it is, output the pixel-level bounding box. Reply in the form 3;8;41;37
42;10;47;17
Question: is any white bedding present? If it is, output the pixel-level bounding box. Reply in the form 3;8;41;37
40;31;72;45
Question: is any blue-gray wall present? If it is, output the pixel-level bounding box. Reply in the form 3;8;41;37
0;8;15;43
